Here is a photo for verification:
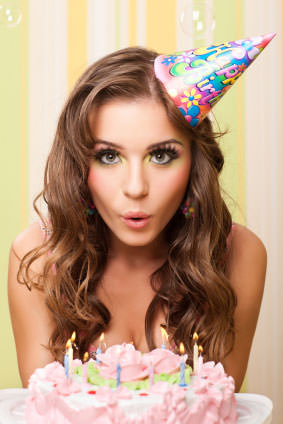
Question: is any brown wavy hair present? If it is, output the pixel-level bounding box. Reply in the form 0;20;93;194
18;46;237;365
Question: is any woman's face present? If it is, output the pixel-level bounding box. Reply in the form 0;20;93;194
87;97;192;252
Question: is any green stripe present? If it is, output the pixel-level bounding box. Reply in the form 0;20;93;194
0;0;28;388
213;0;246;224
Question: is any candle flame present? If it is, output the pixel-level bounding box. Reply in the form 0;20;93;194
179;342;185;355
66;339;71;349
71;331;76;343
193;332;198;342
198;345;203;354
83;352;89;362
160;326;169;341
99;332;104;342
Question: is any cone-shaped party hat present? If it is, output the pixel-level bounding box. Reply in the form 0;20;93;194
154;33;275;127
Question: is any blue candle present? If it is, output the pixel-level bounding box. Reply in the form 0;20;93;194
179;343;188;387
116;362;122;388
179;360;187;387
64;353;69;379
96;346;101;364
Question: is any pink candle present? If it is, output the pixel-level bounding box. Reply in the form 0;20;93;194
83;352;89;384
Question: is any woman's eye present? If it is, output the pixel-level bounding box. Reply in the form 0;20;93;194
150;147;179;165
94;149;120;165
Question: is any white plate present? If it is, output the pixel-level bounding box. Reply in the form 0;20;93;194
235;393;273;424
0;390;273;424
0;390;28;424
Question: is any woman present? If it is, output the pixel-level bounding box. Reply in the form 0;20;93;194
8;46;267;391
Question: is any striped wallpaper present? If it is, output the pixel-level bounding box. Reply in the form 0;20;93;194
0;0;282;421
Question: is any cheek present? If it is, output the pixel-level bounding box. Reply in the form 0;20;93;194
162;161;191;193
87;166;112;194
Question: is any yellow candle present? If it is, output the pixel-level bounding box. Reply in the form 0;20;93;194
99;332;105;350
193;332;199;374
160;326;169;349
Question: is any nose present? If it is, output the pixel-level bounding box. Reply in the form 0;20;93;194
122;158;149;199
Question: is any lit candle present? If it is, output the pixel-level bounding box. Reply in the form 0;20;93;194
66;339;73;375
64;350;69;379
83;352;89;384
69;331;76;373
160;326;168;349
193;332;199;374
198;345;204;374
96;332;104;364
179;342;188;387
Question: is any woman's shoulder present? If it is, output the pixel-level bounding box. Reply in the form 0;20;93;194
11;220;48;264
229;222;267;257
227;222;267;292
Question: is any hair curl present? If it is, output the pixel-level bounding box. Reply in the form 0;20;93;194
18;46;236;365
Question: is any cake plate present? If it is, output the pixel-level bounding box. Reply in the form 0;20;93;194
0;389;273;424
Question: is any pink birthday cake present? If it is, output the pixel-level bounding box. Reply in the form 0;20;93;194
25;343;237;424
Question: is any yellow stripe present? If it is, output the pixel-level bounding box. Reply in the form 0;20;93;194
129;0;137;46
67;0;87;92
146;0;177;53
21;0;28;229
236;0;245;224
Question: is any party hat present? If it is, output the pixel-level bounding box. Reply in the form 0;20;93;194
154;33;275;127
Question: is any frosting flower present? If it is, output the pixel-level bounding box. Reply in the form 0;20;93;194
98;343;149;382
143;348;182;374
29;361;65;386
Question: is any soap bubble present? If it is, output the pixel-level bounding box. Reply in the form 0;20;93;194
0;3;22;27
180;0;215;41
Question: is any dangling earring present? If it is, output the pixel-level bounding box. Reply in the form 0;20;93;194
85;203;95;216
180;197;194;218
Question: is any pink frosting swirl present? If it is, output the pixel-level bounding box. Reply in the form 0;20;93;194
143;348;182;374
54;378;81;396
29;361;65;387
98;343;183;382
98;343;149;382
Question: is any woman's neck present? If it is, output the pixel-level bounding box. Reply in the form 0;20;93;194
107;232;168;269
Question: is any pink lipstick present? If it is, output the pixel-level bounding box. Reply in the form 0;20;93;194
121;211;151;229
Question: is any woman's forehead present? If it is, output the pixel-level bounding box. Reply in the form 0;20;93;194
88;98;190;147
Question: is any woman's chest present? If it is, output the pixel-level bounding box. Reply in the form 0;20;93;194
93;265;167;352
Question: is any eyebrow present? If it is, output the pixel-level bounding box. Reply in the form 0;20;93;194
93;139;184;150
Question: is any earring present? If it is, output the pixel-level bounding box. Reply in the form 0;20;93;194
85;203;95;216
181;197;194;218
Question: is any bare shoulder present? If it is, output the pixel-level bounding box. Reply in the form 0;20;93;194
230;223;267;256
12;221;46;260
227;223;267;293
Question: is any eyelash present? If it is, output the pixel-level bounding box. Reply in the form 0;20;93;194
93;146;180;165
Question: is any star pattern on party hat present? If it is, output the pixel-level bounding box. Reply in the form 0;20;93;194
154;33;275;127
